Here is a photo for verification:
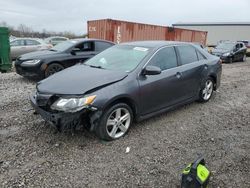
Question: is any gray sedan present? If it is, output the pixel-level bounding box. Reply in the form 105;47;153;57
10;38;52;59
30;41;222;141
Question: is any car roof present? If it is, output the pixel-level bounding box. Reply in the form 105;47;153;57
46;36;68;39
69;38;115;44
120;40;192;48
11;38;45;43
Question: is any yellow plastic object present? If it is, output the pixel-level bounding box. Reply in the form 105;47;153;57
197;164;210;183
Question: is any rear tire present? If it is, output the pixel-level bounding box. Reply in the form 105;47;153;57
198;77;214;103
44;63;64;78
95;103;133;141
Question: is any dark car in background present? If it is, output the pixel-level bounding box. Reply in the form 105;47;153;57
30;41;222;141
211;41;247;63
15;39;114;78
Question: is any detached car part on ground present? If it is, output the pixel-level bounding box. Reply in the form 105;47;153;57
30;41;222;141
211;41;247;63
15;39;114;79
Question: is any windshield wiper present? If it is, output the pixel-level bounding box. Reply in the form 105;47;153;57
89;65;104;69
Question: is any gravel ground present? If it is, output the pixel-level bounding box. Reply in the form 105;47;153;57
0;59;250;187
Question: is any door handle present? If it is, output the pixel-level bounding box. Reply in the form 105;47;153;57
175;72;182;79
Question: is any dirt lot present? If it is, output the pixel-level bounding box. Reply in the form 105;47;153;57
0;59;250;188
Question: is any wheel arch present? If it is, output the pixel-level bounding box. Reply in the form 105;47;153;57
208;74;217;90
103;96;138;120
41;60;64;71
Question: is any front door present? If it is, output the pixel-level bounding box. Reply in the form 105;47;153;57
71;41;97;64
138;46;183;115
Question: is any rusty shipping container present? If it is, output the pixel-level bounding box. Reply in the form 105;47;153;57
87;19;207;45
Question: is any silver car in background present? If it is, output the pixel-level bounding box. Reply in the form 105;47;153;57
10;38;52;60
44;36;69;46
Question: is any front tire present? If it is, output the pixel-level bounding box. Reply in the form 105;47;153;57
198;78;214;102
44;63;64;78
95;103;133;141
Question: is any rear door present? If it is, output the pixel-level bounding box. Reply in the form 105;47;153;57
138;46;184;115
175;45;205;99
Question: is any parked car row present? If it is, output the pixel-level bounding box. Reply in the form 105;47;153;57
28;41;222;141
10;36;69;60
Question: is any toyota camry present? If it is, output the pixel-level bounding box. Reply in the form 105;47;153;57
30;41;222;140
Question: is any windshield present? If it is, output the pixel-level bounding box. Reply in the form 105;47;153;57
216;43;235;50
51;40;76;52
85;45;151;72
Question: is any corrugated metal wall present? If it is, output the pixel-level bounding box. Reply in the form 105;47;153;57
88;19;207;45
173;24;250;45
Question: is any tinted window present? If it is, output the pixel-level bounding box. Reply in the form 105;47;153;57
196;50;206;60
26;40;40;46
177;45;198;65
95;41;113;51
149;47;178;71
76;42;94;52
10;40;25;46
236;43;241;49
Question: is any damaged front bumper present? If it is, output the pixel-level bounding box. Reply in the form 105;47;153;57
30;94;100;131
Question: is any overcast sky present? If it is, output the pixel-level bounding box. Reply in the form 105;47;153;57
0;0;249;35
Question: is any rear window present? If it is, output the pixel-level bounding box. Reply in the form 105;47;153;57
95;41;113;51
177;45;198;65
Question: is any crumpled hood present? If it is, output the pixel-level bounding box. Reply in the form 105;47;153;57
37;64;128;95
20;50;60;60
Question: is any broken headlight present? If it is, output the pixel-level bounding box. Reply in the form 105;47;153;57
51;95;96;113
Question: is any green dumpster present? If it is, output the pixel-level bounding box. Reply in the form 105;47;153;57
0;27;11;72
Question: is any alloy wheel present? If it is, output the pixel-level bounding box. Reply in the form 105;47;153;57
106;107;131;139
202;80;213;100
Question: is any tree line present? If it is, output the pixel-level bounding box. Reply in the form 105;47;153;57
0;21;87;39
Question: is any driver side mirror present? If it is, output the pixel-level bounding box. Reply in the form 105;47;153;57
142;65;161;76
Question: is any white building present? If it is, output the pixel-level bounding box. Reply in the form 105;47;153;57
172;22;250;46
